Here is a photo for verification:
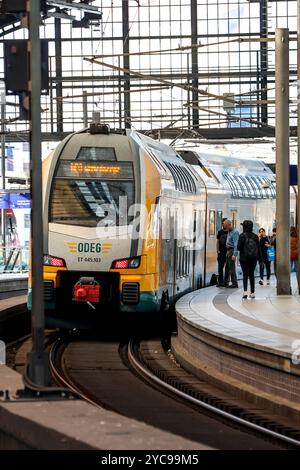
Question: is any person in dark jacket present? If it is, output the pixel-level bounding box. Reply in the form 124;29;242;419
290;226;298;273
238;220;262;299
270;227;276;275
258;228;271;285
216;217;228;287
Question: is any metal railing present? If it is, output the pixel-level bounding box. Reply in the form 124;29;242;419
0;247;29;273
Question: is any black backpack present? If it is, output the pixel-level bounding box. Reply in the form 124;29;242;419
244;235;258;259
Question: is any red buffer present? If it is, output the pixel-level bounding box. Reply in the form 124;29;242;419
73;277;100;304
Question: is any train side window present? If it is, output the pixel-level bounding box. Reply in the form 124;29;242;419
290;212;295;227
177;246;181;278
164;162;197;193
185;248;190;276
230;210;237;229
163;207;171;242
177;246;190;277
223;172;239;198
209;210;216;237
147;149;168;174
76;147;116;161
252;176;263;198
245;176;257;198
239;175;253;198
235;176;247;198
181;247;185;277
216;211;223;231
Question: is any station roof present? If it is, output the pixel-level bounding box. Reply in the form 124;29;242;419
0;12;20;37
0;1;101;37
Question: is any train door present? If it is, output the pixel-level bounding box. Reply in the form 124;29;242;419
192;210;202;289
192;209;206;288
161;204;176;302
216;210;223;232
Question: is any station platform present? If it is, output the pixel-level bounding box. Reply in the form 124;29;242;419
0;365;207;450
0;273;28;280
0;273;28;294
173;274;300;423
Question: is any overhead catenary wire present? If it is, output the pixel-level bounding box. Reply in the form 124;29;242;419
183;101;272;128
90;38;241;59
83;57;239;107
84;56;274;128
55;85;172;101
88;35;300;61
92;0;139;124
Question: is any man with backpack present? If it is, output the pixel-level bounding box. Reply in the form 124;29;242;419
238;220;262;299
216;218;229;287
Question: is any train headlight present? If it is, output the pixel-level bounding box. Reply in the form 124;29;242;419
128;257;140;268
44;254;66;268
111;256;140;269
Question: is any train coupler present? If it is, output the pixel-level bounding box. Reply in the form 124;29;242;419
73;277;100;310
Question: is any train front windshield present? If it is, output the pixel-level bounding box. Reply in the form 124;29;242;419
50;160;135;227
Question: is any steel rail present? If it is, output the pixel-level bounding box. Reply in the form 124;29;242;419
49;336;300;448
127;341;300;449
49;338;103;408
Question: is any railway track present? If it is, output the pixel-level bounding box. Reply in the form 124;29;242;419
128;340;300;449
48;334;298;450
0;291;30;368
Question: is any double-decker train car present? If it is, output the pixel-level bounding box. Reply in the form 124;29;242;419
28;125;281;328
28;125;206;327
177;148;279;284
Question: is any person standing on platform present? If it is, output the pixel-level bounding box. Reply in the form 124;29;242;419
223;219;239;288
258;228;271;285
238;220;262;299
290;226;298;273
216;218;228;287
270;227;276;275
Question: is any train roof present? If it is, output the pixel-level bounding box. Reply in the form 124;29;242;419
131;131;204;194
177;148;272;172
65;126;187;165
52;126;204;195
177;147;276;199
131;130;185;164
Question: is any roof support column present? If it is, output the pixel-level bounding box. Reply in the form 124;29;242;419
260;0;268;124
55;17;63;133
191;0;199;130
26;0;51;386
297;0;300;291
122;0;131;129
275;28;291;295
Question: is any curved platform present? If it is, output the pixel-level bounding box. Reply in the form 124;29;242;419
174;275;300;423
0;273;28;293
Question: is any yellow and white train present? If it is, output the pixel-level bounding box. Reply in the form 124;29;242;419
28;125;206;327
28;124;279;328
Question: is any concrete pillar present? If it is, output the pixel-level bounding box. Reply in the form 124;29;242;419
297;1;300;291
275;28;291;295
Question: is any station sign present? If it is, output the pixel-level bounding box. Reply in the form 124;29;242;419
0;193;30;209
268;164;298;186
